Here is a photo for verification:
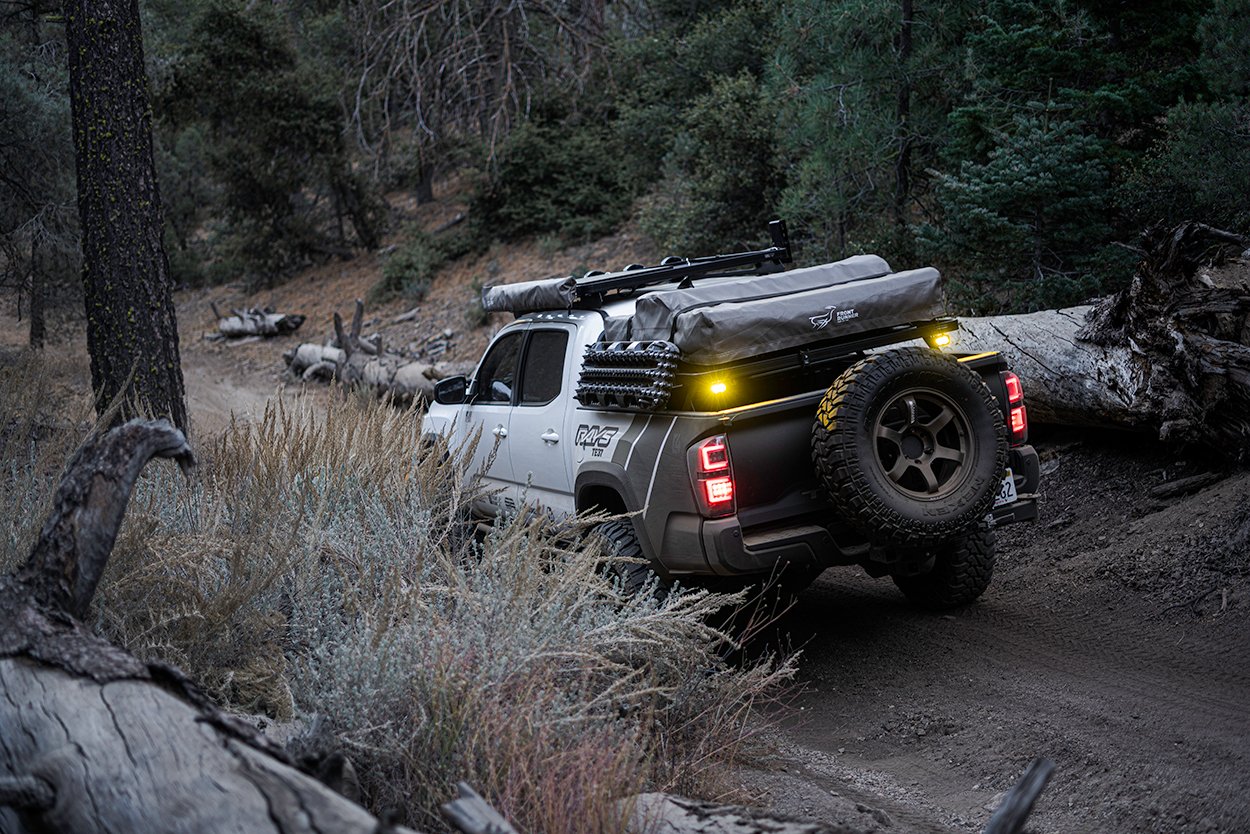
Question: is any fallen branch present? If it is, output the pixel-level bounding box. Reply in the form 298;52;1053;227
983;758;1055;834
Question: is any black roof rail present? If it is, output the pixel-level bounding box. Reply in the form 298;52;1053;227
572;219;792;303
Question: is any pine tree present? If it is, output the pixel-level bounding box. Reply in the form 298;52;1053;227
64;0;187;430
769;0;974;262
922;114;1110;312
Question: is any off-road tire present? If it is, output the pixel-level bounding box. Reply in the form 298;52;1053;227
592;520;667;598
893;523;996;609
812;347;1007;548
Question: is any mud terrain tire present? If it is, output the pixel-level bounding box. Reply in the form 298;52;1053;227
893;522;996;608
592;520;668;598
812;348;1007;548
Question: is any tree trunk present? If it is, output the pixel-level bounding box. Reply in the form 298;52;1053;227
65;0;187;431
28;228;45;349
947;223;1250;455
892;0;913;237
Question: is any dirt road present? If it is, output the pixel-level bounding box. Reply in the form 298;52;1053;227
751;433;1250;834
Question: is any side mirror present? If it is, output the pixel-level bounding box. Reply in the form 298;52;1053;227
434;375;468;405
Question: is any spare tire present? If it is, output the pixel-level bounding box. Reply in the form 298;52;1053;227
811;347;1006;548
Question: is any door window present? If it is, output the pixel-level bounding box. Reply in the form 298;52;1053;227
473;331;524;404
519;330;570;405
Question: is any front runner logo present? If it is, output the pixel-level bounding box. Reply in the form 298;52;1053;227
575;425;619;457
810;305;859;329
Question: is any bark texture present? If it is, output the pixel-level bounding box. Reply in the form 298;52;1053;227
65;0;187;430
0;420;424;834
950;223;1250;454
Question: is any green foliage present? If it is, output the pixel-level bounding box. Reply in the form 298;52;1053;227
1199;0;1250;97
922;115;1114;312
640;72;780;254
371;226;476;305
613;0;774;185
769;0;975;264
471;116;634;242
1119;101;1250;234
159;1;381;285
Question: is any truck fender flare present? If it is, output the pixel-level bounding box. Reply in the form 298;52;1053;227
574;464;655;561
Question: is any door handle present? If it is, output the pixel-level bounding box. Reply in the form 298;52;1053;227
541;430;560;444
492;425;508;438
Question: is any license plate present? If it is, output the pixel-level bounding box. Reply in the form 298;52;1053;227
993;469;1018;508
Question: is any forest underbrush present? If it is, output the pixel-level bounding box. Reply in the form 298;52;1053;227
0;349;793;833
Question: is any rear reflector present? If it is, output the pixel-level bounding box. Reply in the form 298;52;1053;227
704;476;734;504
1010;405;1027;437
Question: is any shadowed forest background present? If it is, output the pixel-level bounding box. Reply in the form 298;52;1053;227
4;0;1250;335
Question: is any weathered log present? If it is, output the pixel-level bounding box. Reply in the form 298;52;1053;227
211;302;306;338
285;300;447;402
948;222;1250;454
0;420;424;834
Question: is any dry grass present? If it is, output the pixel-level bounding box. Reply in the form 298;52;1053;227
1;352;793;833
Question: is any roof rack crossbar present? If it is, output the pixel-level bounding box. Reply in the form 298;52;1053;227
573;219;792;301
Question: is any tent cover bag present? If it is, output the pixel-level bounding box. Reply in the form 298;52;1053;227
670;266;945;366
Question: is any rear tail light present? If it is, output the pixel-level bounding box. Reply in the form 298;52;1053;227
699;436;730;472
1010;405;1027;436
704;476;734;505
1004;372;1024;405
1001;371;1027;443
690;434;736;518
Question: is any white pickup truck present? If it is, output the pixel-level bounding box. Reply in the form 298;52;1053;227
424;225;1039;607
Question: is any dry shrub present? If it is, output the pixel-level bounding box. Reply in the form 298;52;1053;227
0;348;95;573
2;364;793;833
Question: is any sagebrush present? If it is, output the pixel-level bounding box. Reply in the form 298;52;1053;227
1;353;792;833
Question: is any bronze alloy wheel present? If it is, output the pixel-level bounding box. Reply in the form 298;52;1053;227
872;387;974;500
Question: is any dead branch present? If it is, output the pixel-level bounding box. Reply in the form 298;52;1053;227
0;420;434;834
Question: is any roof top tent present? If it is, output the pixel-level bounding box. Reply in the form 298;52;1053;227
480;220;957;411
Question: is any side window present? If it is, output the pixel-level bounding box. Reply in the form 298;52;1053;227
519;330;570;405
473;331;524;404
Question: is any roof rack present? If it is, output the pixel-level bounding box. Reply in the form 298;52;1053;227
572;219;793;303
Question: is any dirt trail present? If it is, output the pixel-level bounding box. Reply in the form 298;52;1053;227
750;433;1250;834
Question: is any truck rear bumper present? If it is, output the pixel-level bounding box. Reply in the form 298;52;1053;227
700;516;861;576
690;442;1042;577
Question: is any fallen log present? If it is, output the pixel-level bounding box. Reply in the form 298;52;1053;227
211;301;306;338
0;420;423;834
283;298;447;402
948;222;1250;455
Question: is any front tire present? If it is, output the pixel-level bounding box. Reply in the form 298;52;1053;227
892;523;996;609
